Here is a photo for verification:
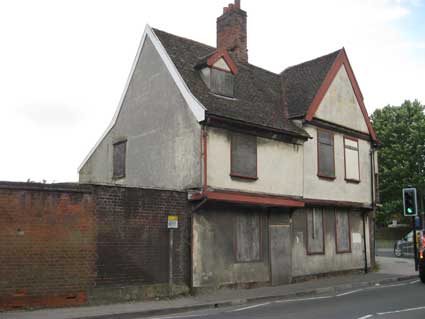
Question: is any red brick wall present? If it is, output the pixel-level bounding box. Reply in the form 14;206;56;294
0;183;96;310
94;186;190;287
0;183;191;310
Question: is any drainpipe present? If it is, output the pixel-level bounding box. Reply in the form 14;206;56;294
365;146;376;273
202;128;208;193
362;211;368;273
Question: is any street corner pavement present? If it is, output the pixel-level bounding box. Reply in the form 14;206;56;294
376;255;417;276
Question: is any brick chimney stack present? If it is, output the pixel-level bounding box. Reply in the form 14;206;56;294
217;0;248;63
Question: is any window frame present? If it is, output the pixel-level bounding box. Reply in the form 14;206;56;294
112;140;127;179
210;67;234;98
317;128;336;180
306;208;326;255
343;136;361;183
230;133;258;180
234;213;263;263
335;209;352;254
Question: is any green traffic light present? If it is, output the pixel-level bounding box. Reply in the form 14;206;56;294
407;208;413;214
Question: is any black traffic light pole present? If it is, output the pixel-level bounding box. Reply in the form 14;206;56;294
413;217;419;271
403;188;419;271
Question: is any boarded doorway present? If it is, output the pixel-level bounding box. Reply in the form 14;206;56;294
269;209;292;286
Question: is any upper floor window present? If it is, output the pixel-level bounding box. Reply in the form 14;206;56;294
317;129;335;179
344;137;360;182
198;52;238;98
211;68;234;97
230;133;257;180
113;140;127;179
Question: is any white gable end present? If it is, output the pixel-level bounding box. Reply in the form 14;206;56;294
314;65;369;134
213;58;231;71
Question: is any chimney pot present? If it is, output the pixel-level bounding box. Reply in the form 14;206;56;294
235;0;240;9
229;3;234;11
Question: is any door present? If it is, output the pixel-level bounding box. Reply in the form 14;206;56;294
269;224;291;285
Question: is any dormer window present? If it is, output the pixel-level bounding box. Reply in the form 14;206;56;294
211;67;234;97
197;50;238;98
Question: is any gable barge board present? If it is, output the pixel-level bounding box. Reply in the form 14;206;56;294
205;114;309;144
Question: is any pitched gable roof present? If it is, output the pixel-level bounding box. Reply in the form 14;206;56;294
282;48;377;142
153;28;309;138
281;49;342;119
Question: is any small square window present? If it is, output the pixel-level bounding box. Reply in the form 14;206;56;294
113;141;126;179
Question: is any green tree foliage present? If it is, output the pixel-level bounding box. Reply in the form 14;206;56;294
371;100;425;224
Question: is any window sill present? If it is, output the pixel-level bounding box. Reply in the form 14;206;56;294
112;175;126;181
307;251;325;256
230;173;258;181
317;174;336;181
345;179;360;184
234;259;263;264
336;250;352;254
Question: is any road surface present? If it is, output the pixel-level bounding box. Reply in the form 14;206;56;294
145;279;425;319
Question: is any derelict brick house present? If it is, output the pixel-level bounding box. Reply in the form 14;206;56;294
79;0;378;288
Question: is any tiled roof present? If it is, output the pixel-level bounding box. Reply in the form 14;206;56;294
154;28;339;138
281;50;342;118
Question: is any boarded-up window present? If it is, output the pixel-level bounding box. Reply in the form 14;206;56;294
335;210;351;253
235;213;261;262
344;137;360;182
317;129;335;178
231;133;257;179
113;141;126;178
307;208;324;254
211;68;234;97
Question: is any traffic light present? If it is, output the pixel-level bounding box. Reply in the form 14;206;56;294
403;188;418;217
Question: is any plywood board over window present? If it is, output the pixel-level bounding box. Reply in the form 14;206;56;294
113;140;127;179
317;129;335;180
235;213;261;262
344;137;360;183
335;209;351;253
306;208;325;255
230;133;258;180
211;68;234;97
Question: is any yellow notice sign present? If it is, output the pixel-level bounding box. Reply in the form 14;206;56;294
168;215;178;229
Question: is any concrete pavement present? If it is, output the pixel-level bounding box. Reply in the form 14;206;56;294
2;256;419;319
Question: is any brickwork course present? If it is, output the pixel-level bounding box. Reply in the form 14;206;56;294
0;182;191;310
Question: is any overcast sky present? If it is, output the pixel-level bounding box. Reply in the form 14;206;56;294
0;0;423;183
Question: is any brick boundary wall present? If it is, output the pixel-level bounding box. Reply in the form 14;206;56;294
0;182;96;310
0;182;192;310
91;185;191;302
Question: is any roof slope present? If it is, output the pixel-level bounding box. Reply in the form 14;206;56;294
281;49;342;118
153;29;308;137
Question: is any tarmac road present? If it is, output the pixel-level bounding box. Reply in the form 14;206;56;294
146;279;425;319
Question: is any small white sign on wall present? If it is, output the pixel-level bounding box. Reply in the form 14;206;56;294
168;215;178;229
352;233;362;244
